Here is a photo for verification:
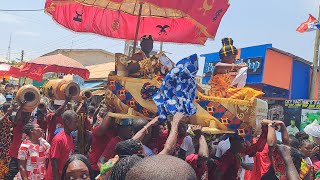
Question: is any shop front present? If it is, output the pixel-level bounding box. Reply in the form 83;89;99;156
201;44;316;100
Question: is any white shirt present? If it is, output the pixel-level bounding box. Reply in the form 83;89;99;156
180;135;195;157
276;131;282;142
286;125;299;136
215;138;254;180
305;157;313;166
215;138;230;158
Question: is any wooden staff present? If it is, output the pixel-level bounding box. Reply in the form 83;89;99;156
76;100;88;155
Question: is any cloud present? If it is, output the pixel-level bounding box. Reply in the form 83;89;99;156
15;31;40;37
0;13;22;24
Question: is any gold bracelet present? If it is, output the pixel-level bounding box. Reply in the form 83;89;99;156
143;126;149;134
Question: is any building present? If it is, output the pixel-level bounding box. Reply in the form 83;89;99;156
86;62;115;81
201;44;318;100
42;49;115;66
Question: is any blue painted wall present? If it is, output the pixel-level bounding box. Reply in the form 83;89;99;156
238;44;272;84
291;60;311;99
201;44;272;84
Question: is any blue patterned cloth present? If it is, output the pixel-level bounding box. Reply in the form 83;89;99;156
153;54;198;121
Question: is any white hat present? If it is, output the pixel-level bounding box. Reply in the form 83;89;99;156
54;100;65;106
304;121;320;138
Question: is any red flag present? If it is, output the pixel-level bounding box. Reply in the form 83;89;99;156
296;14;319;33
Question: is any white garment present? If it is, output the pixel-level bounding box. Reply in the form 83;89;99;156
286;125;299;136
215;138;254;180
231;67;248;88
215;138;230;158
180;135;195;157
239;155;254;180
305;157;313;166
304;121;320;138
276;131;282;142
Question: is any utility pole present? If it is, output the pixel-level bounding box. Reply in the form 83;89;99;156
20;50;24;62
310;6;320;99
6;33;12;62
160;42;163;52
19;50;24;86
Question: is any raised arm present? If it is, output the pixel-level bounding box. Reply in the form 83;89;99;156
273;120;289;146
243;119;275;156
54;95;71;117
92;102;103;126
277;144;300;180
159;113;184;155
214;62;247;74
193;125;209;158
132;116;159;141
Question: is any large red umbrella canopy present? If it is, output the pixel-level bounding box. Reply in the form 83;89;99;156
20;54;90;81
45;0;230;44
0;63;25;78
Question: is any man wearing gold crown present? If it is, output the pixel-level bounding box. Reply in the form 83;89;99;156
208;38;263;101
127;35;172;79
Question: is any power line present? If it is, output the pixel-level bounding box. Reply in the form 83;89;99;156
27;35;95;54
0;9;44;12
0;11;43;25
25;34;80;52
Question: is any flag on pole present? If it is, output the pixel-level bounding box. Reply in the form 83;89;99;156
296;14;320;33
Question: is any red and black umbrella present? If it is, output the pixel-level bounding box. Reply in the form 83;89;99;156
45;0;230;47
20;54;90;81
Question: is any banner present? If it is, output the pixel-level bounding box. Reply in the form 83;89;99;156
236;57;262;74
301;100;320;130
283;100;302;130
268;105;284;121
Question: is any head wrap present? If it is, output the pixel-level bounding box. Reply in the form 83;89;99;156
219;37;238;59
304;120;320;138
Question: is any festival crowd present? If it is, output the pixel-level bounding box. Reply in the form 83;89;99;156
0;36;319;180
0;92;318;180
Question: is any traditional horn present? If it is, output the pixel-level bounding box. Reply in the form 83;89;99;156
74;90;93;102
81;91;92;100
16;85;40;112
43;79;80;100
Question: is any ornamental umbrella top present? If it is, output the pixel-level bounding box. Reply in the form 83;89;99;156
20;54;90;81
45;0;230;45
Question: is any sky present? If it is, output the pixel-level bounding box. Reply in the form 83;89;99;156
0;0;319;74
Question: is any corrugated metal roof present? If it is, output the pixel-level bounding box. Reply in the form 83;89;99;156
269;47;312;66
80;81;104;90
86;62;115;80
92;89;106;96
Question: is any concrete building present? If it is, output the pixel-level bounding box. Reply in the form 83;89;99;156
201;44;316;100
42;49;115;66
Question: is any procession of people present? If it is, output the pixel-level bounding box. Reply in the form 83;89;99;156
1;0;320;180
0;35;317;180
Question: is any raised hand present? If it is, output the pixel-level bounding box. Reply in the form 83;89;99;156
172;112;185;125
191;125;202;137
